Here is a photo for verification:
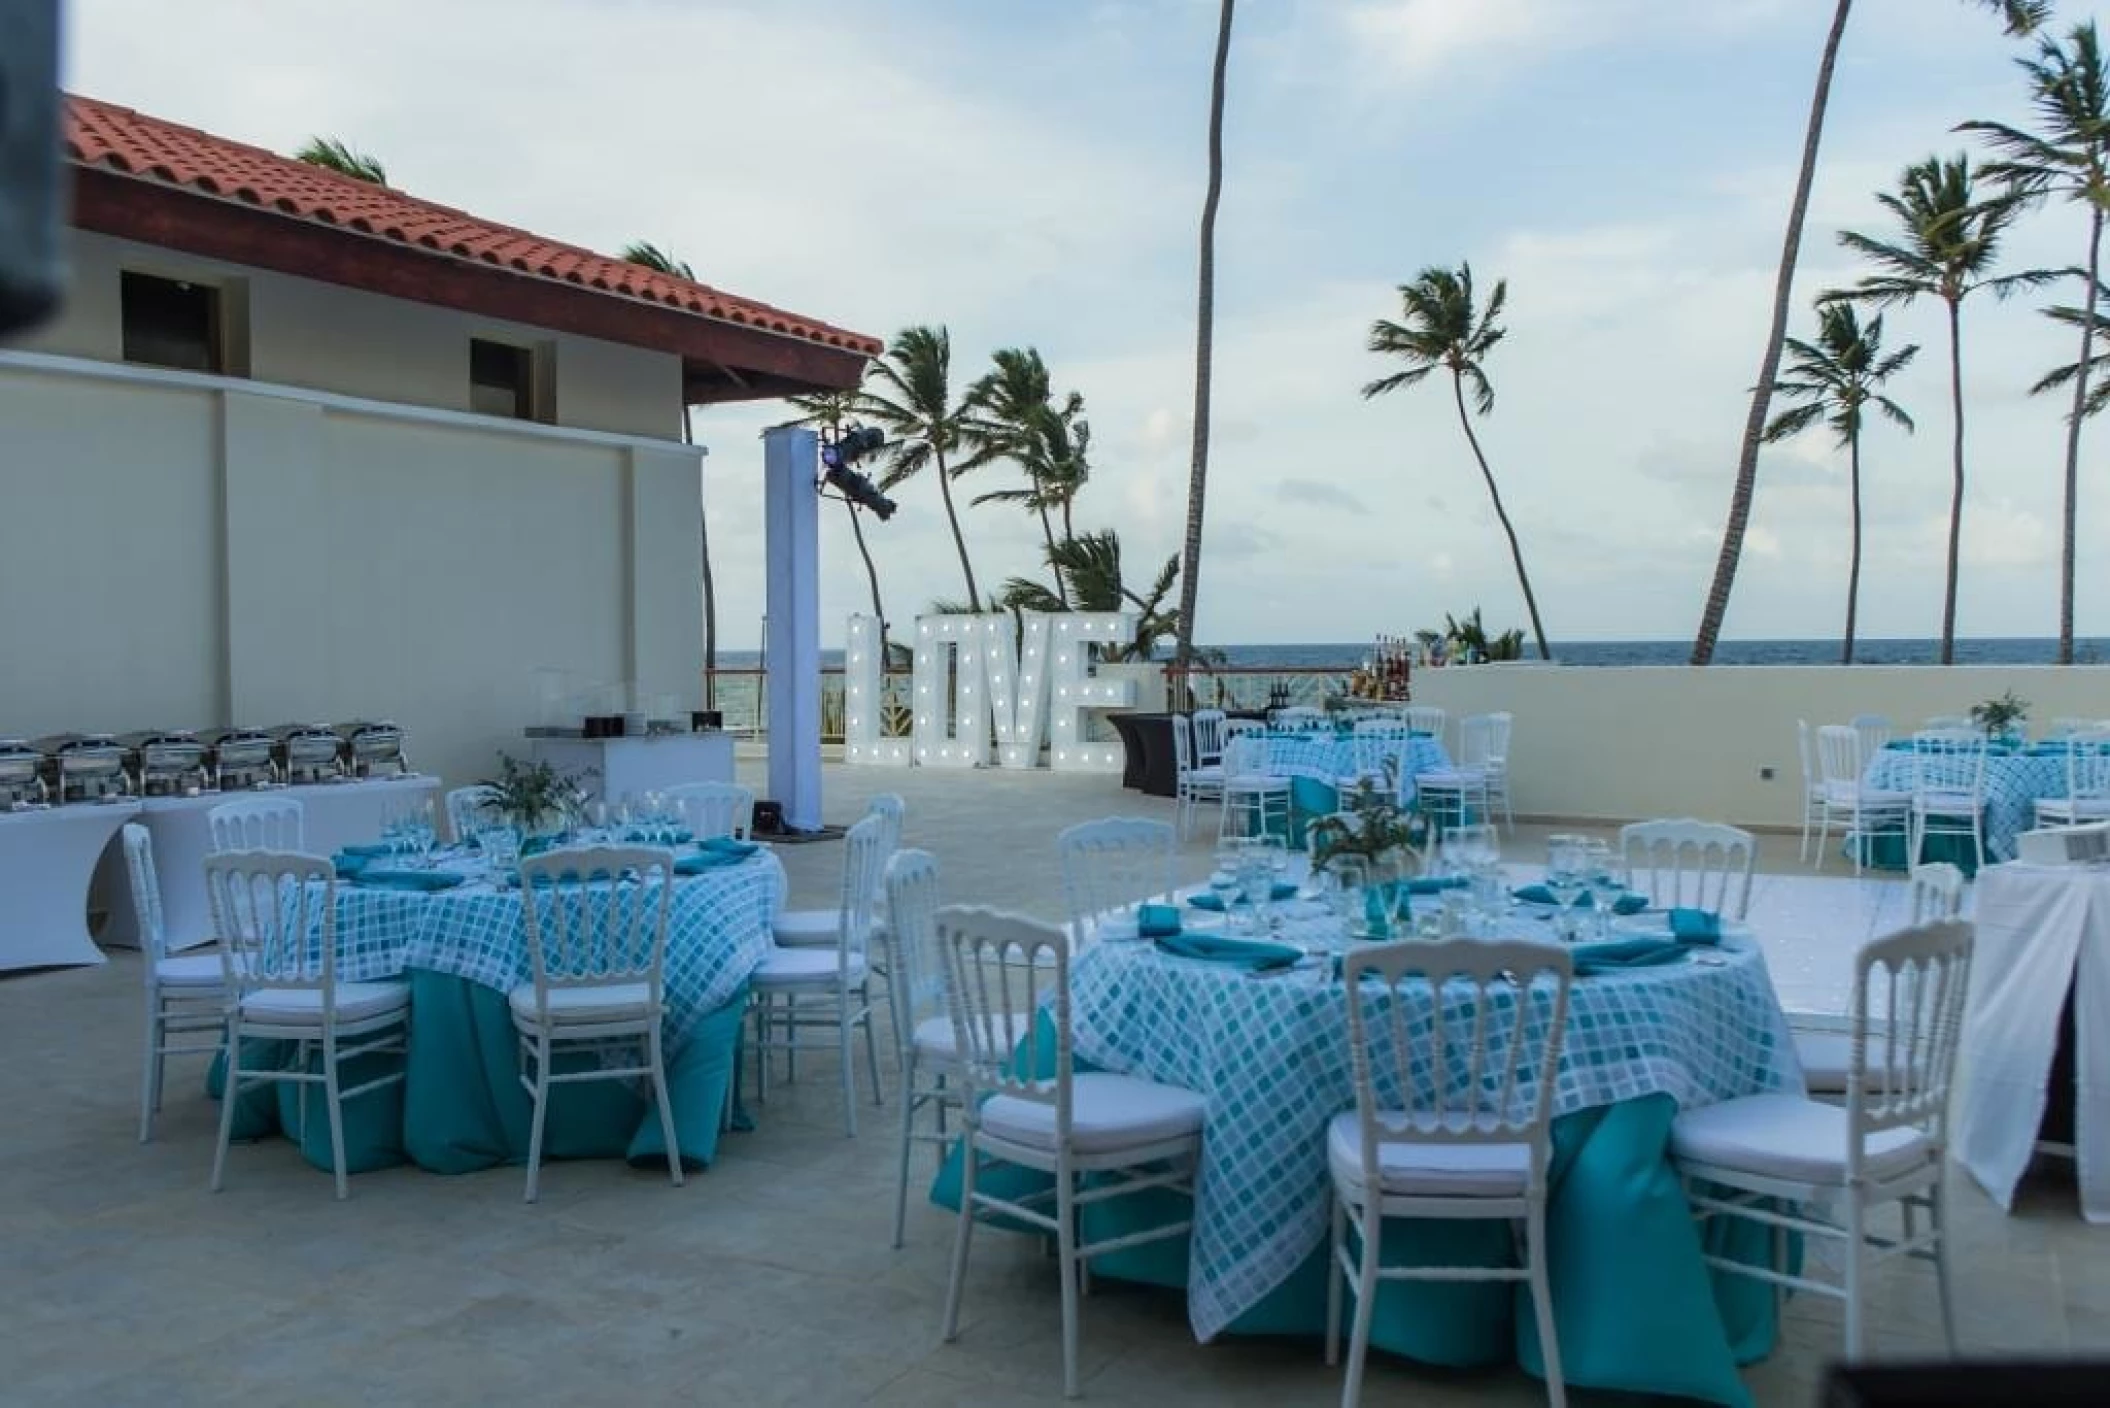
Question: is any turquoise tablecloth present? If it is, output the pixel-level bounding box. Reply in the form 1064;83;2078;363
1252;732;1453;845
1860;744;2069;874
933;923;1799;1406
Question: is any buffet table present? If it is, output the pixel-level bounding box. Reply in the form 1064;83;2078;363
1954;862;2108;1222
92;774;442;953
218;848;782;1176
0;799;140;970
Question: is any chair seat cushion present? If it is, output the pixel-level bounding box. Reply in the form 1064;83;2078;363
912;1010;1027;1063
1225;774;1289;792
771;909;841;948
980;1071;1205;1154
1670;1093;1935;1186
752;945;867;988
154;953;225;988
508;981;654;1025
2039;797;2110;819
1326;1111;1532;1198
1793;1030;1923;1097
1915;792;1980;814
240;980;409;1025
1185;765;1225;784
1827;783;1908;806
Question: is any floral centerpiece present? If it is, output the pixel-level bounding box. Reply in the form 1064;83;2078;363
1307;762;1426;935
478;752;592;844
1969;691;2029;743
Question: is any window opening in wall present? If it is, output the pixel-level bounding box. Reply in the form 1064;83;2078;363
121;272;224;373
471;338;541;420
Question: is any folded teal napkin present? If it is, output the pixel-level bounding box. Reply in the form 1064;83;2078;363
352;868;465;892
1669;908;1722;944
1154;932;1301;971
333;852;372;879
1511;884;1647;915
1573;937;1689;975
1187;882;1298;910
1406;876;1470;895
340;842;398;858
699;836;760;858
674;850;743;875
1137;903;1183;938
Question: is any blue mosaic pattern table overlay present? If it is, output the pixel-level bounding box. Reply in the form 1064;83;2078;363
1863;745;2067;866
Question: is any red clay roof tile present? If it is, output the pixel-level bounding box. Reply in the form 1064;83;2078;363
61;93;881;357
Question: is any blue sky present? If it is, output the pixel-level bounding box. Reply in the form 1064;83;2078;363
66;0;2110;648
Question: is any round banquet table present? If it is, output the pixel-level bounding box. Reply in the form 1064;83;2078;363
1860;743;2068;872
1253;729;1451;843
936;900;1801;1408
0;799;139;971
215;849;782;1177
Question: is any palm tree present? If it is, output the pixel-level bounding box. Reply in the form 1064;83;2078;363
961;348;1091;594
1826;154;2052;664
620;240;719;702
294;137;387;185
1691;0;2047;665
1963;20;2110;664
1761;304;1919;663
2033;280;2110;418
784;390;891;656
1173;0;1236;671
1001;531;1182;662
1363;264;1552;661
861;326;981;608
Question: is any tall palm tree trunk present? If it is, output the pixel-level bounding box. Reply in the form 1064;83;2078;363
932;448;980;608
1942;299;1966;666
844;498;888;659
2057;205;2103;665
1692;0;1854;665
1844;432;1863;664
1174;0;1236;671
1450;373;1551;660
1037;506;1069;606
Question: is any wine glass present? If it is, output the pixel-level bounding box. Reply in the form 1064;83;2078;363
1321;855;1367;931
1545;836;1588;938
1583;841;1625;939
1209;842;1242;919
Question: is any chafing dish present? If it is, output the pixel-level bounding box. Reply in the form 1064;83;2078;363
0;739;48;809
208;728;278;790
34;733;131;803
119;730;210;796
335;720;409;778
270;724;343;785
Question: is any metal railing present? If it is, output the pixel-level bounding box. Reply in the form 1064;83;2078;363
706;667;915;742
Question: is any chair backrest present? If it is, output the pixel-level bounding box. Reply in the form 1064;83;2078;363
1795;719;1818;789
1403;705;1447;739
207;797;305;853
1846;919;1973;1155
1618;818;1756;919
1057;817;1176;948
445;785;498;844
1273;706;1325;729
816;812;890;960
1815;724;1864;790
121;822;170;967
1223;731;1277;778
664;781;755;842
1190;709;1227;765
864;792;907;853
1908;862;1966;923
1482;711;1513;765
1339;939;1572;1171
1223;718;1265;744
1850;714;1892;760
937;905;1071;1131
1910;729;1987;797
1171;713;1197;778
203;849;336;998
516;846;674;1012
1455;714;1496;768
2063;728;2110;802
883;848;945;1057
1351;721;1408;779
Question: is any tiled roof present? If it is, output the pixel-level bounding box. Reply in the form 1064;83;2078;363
62;93;881;357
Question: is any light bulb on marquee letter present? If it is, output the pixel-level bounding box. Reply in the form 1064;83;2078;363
1046;613;1136;772
841;615;909;766
909;614;989;768
984;613;1051;768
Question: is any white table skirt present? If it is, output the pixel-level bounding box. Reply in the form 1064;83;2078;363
0;800;140;971
91;774;441;953
1954;862;2110;1223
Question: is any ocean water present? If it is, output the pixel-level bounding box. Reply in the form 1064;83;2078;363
714;637;2110;671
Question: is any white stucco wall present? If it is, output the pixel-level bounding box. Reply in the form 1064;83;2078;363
0;351;704;790
1414;663;2110;829
16;230;683;439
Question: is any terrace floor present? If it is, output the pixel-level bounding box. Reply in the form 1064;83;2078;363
1;762;2104;1405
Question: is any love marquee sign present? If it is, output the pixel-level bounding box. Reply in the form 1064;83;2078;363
842;613;1137;771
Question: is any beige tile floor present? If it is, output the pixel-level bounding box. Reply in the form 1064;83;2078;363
1;762;2104;1406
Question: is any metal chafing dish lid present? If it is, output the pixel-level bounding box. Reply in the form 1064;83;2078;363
270;723;341;742
335;719;402;739
0;738;36;755
118;729;204;750
208;727;274;744
34;733;125;755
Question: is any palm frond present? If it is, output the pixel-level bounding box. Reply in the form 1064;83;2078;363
295;136;386;185
618;242;695;279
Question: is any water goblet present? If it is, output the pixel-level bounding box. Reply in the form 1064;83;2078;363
1209;842;1242;919
1321;855;1367;931
1544;836;1588;939
477;824;521;883
1583;841;1624;939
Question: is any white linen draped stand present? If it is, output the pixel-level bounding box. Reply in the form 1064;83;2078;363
1954;862;2110;1222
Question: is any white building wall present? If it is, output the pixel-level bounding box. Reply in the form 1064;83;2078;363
16;230;683;439
1415;663;2110;829
0;351;703;790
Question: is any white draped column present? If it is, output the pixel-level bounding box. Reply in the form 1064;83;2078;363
763;426;822;830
